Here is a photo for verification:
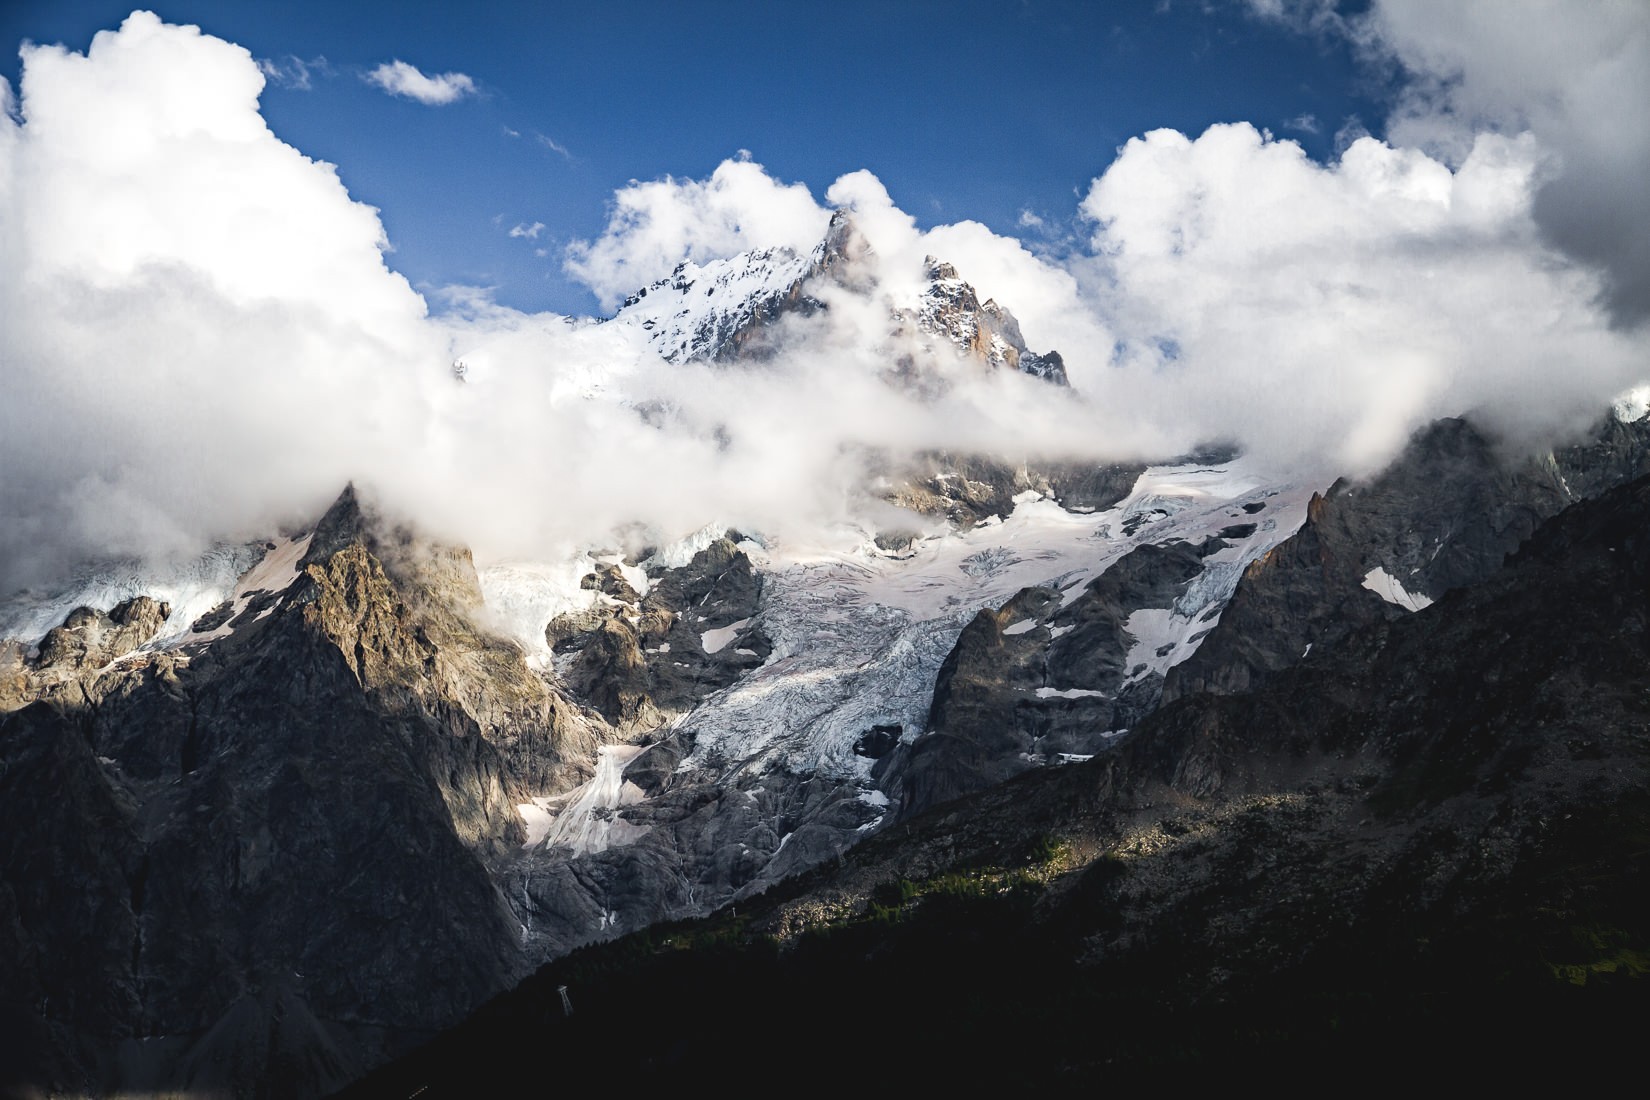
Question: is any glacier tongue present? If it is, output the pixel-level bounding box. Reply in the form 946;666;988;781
523;744;649;857
673;458;1312;780
0;539;269;648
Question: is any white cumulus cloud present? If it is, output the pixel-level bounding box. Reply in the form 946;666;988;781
1076;121;1643;473
1359;0;1650;326
0;12;442;589
364;59;476;105
0;15;1117;601
1245;0;1650;326
564;157;832;311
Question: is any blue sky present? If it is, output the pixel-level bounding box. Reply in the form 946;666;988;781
0;1;1390;315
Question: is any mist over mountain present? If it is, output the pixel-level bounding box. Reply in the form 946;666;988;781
1;8;1646;600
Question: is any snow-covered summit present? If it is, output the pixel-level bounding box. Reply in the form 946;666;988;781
609;211;1066;383
612;245;817;363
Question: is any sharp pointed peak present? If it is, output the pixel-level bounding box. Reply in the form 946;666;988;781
302;482;376;566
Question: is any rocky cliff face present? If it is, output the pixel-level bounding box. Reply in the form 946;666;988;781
346;465;1650;1091
882;451;1146;531
10;407;1650;1095
876;411;1650;826
553;535;770;731
876;537;1225;817
0;488;594;1097
905;257;1067;384
0;595;172;711
1162;413;1650;703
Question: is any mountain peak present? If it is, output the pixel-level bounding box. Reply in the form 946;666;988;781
907;259;1068;385
609;210;1066;383
923;256;959;282
302;482;372;567
816;209;874;279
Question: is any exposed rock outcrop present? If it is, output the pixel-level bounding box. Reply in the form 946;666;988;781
552;536;770;730
885;452;1145;530
1163;413;1650;703
879;537;1226;818
906;257;1067;384
0;596;173;712
0;487;600;1097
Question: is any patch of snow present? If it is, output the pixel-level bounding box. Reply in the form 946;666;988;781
1035;687;1108;700
646;523;728;571
1049;624;1074;639
701;617;752;654
1002;618;1037;635
608;247;814;363
1613;384;1650;423
1361;567;1434;612
734;536;770;566
524;744;650;857
857;788;890;809
170;535;313;648
1055;753;1094;765
1118;607;1198;685
476;558;590;663
479;549;651;666
517;797;557;849
610;558;650;599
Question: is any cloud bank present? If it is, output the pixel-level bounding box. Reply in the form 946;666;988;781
0;12;443;589
1076;123;1639;472
0;7;1645;604
1250;0;1650;327
364;59;476;105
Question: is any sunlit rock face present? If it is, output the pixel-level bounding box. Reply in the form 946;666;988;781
0;486;571;1096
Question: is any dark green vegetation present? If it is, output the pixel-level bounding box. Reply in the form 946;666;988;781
344;472;1650;1093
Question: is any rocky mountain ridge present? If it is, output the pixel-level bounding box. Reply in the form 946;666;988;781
1164;413;1650;704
